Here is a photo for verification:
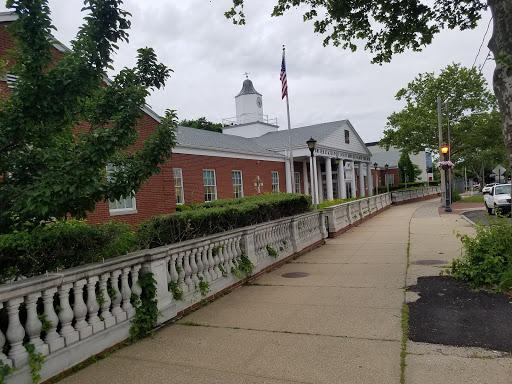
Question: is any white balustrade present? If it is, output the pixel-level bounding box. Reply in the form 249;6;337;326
0;302;11;366
109;271;127;323
99;273;116;328
58;284;79;345
73;279;93;340
24;292;49;356
184;250;195;291
86;276;104;334
6;298;28;367
121;268;135;319
42;288;65;352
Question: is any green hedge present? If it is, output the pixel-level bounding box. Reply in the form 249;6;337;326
0;221;136;283
137;194;311;249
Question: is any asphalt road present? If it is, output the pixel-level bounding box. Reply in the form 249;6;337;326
462;209;511;225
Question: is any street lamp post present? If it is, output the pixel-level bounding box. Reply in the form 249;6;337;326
441;144;452;212
373;162;378;195
307;137;317;210
385;164;389;193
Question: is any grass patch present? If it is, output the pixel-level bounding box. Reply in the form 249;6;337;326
459;195;484;203
400;304;409;384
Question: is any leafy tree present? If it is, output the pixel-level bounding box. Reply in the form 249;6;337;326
380;63;505;187
0;0;177;233
397;152;421;183
180;117;222;133
226;0;512;181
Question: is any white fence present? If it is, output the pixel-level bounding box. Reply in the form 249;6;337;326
0;187;439;383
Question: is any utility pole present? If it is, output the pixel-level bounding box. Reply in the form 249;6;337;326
437;96;446;207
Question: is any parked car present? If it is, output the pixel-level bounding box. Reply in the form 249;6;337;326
484;184;512;215
482;183;498;194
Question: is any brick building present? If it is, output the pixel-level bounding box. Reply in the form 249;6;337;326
1;12;375;226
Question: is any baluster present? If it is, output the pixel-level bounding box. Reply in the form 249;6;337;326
215;242;224;276
110;270;127;323
221;240;230;274
24;293;49;356
211;244;221;280
131;265;143;302
184;250;195;291
41;288;64;352
190;248;199;287
196;246;205;282
0;303;12;367
235;236;243;259
169;254;179;285
6;298;29;367
121;267;135;319
99;273;116;328
73;280;93;340
256;231;263;260
86;277;104;334
164;255;172;287
177;252;188;292
58;284;79;346
201;247;211;282
225;239;235;270
231;238;239;266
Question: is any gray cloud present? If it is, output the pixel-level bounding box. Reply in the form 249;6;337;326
1;0;495;143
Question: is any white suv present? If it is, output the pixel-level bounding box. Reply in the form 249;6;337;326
484;184;511;215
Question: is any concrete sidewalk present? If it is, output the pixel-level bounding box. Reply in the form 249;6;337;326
60;200;511;384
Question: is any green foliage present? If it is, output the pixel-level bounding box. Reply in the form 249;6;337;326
137;194;311;249
38;313;51;334
377;182;437;194
235;254;255;277
381;64;504;185
226;1;486;64
266;245;278;258
168;281;184;301
24;343;44;384
96;289;105;306
451;189;462;202
0;1;177;233
398;152;420;183
218;264;227;277
198;278;211;297
0;360;15;384
180;117;222;133
0;220;136;283
129;272;160;340
107;281;117;302
448;218;512;291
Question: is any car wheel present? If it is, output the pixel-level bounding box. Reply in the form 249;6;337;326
486;203;493;215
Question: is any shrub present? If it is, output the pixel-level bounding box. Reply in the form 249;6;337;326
448;218;512;291
451;188;462;202
137;194;311;248
0;220;136;283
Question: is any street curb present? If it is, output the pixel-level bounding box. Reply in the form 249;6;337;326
459;211;478;227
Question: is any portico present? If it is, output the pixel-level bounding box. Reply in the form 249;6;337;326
253;119;373;203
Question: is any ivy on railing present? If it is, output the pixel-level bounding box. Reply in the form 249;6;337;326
129;273;160;341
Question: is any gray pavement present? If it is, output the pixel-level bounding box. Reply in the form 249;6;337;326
60;200;512;384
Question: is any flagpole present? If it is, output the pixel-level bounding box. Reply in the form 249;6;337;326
283;45;294;193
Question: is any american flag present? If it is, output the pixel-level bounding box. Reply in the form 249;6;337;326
280;51;287;99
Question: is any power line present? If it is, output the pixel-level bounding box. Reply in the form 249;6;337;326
479;50;491;74
472;17;493;69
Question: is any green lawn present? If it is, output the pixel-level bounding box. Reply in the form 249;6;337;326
459;195;484;203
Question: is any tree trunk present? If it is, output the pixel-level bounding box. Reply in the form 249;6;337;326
488;0;512;201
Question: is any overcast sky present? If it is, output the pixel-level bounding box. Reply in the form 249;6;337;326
1;0;495;143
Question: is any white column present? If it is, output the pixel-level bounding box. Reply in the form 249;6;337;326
339;160;347;199
302;161;309;195
359;162;366;197
285;157;292;193
309;156;316;205
316;157;323;203
325;157;333;201
351;161;356;198
367;163;373;196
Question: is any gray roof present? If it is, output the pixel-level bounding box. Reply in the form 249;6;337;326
236;79;261;97
175;126;284;157
370;150;400;167
253;120;348;150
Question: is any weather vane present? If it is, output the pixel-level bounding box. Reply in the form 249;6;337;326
243;72;250;79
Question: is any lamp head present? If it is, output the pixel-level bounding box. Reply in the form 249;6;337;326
306;137;317;150
373;162;378;169
335;158;340;165
441;145;449;154
385;164;389;171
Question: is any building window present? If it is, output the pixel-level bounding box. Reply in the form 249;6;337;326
294;172;300;194
385;173;395;186
106;164;136;213
271;171;279;192
203;169;217;202
174;168;184;205
344;129;350;144
6;72;18;89
232;170;243;198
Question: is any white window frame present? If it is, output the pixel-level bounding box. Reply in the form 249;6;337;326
106;164;137;216
294;172;300;194
174;168;184;205
6;72;18;89
271;171;279;193
203;169;217;202
385;173;395;186
232;170;244;198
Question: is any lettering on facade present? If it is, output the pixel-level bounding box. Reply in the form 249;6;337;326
314;148;369;162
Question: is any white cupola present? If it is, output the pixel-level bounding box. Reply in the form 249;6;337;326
222;76;278;138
